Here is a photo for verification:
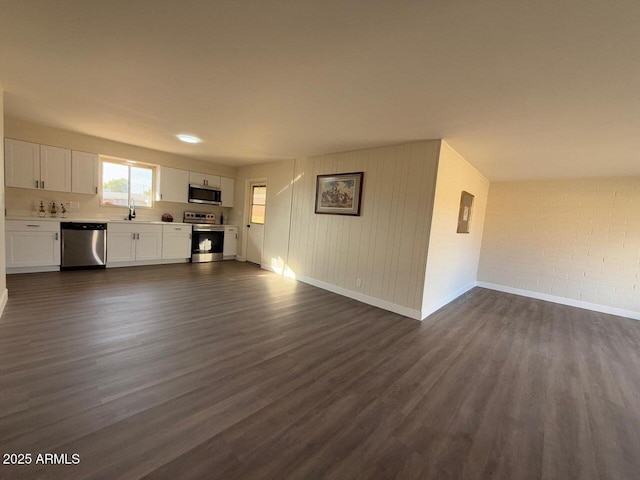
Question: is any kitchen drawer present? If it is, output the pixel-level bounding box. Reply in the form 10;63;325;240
108;223;162;234
224;226;238;233
162;224;192;234
6;220;60;232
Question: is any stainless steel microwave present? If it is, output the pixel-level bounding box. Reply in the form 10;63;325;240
188;184;222;205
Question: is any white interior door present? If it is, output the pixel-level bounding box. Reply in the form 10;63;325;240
246;183;266;265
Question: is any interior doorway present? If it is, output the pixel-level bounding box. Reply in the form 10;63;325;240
246;181;266;265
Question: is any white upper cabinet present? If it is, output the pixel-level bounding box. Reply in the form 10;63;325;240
71;151;99;194
189;171;220;188
206;174;221;188
189;171;207;185
5;139;40;189
158;167;189;203
5;139;84;194
220;176;234;207
40;145;72;192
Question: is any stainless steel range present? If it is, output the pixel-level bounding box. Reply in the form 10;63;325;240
183;212;224;263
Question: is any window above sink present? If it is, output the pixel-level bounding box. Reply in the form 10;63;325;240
100;156;156;208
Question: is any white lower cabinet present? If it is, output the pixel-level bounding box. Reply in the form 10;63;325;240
136;230;163;261
223;226;238;259
107;223;163;266
6;220;60;272
107;230;136;263
5;220;194;272
162;224;192;259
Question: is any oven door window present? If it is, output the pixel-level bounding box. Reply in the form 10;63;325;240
192;230;224;254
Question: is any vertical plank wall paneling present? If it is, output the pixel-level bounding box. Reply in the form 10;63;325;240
287;141;440;316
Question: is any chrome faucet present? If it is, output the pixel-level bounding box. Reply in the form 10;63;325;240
128;199;136;221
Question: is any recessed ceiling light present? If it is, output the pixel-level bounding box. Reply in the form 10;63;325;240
177;134;201;144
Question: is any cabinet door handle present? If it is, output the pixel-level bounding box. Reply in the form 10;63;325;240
55;232;59;241
137;233;140;240
35;180;39;188
26;224;40;227
41;181;45;189
160;193;163;200
132;233;136;240
95;186;98;194
175;228;182;231
235;234;237;239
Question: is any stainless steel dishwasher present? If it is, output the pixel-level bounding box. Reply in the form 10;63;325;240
61;222;107;269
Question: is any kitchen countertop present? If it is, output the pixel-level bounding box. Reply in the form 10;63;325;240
108;220;192;226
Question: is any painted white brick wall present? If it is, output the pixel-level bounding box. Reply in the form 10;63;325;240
478;178;640;314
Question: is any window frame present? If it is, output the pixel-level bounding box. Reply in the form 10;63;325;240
250;184;267;225
99;156;156;209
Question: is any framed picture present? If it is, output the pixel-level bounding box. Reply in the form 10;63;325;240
315;172;364;216
457;191;474;233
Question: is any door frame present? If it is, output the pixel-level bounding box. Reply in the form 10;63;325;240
243;178;267;265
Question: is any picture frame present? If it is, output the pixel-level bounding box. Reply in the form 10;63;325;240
457;191;474;233
315;172;364;216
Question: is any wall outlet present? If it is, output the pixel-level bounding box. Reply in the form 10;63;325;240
356;278;362;287
68;201;80;210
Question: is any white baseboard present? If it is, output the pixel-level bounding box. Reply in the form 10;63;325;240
107;258;189;268
477;281;640;321
7;266;60;274
0;288;7;318
421;282;477;320
293;274;422;320
260;263;278;273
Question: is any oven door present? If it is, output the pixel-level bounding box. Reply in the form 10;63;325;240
188;184;222;205
191;226;224;262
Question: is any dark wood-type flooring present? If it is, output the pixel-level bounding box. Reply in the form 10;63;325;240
1;261;640;479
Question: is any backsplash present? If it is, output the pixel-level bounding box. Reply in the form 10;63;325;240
5;187;233;224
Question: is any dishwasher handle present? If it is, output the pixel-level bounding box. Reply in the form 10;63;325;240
61;222;107;230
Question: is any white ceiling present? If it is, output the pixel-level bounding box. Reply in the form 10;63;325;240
1;0;638;180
